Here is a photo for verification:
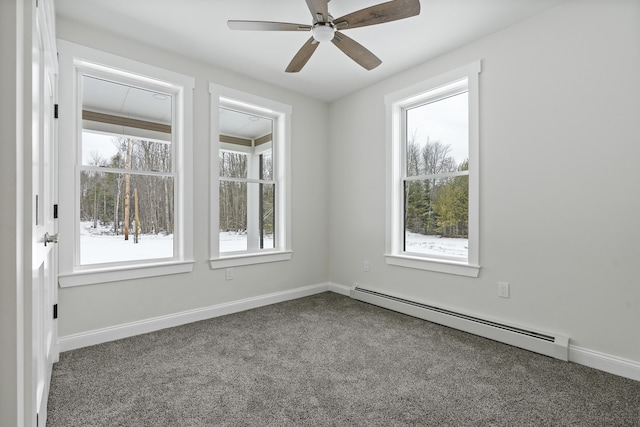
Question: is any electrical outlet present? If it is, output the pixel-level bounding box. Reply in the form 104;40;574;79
225;268;233;281
363;260;370;272
498;282;510;298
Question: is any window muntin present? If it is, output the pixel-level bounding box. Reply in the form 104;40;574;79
209;84;291;268
385;61;480;276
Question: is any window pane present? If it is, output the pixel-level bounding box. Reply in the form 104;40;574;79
260;183;275;249
82;132;119;166
219;181;248;252
82;76;172;171
219;107;273;179
219;151;248;178
217;102;280;256
406;91;468;176
82;132;172;173
404;175;468;258
259;148;273;180
219;181;276;252
79;171;174;265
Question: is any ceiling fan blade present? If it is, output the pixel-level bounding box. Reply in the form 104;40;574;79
285;37;320;73
334;0;420;30
228;20;311;31
305;0;329;22
332;32;382;71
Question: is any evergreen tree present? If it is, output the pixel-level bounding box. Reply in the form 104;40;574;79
432;161;468;237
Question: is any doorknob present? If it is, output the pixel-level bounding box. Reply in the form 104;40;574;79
44;232;58;246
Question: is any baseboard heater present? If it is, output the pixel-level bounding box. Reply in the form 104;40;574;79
351;286;569;361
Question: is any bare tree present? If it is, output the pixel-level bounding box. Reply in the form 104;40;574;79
124;138;131;240
421;138;456;175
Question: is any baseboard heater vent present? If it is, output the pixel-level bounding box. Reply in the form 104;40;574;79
351;286;569;361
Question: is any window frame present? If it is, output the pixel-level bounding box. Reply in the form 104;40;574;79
385;61;481;277
57;41;195;287
209;84;292;269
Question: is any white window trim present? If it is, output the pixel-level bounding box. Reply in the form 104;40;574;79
57;40;195;287
384;61;481;277
209;84;292;269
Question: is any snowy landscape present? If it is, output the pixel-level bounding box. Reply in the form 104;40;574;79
79;221;274;264
80;221;173;265
218;231;274;253
80;222;464;265
404;232;468;258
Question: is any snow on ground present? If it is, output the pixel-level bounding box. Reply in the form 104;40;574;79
80;221;173;265
219;231;274;253
80;222;273;264
80;221;461;264
405;232;468;258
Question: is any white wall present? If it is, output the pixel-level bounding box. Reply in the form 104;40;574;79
55;1;640;372
55;18;330;337
329;0;640;364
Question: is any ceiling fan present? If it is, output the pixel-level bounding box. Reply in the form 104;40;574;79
228;0;421;72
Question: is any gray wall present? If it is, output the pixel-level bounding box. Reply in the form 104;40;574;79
328;0;640;363
56;18;330;336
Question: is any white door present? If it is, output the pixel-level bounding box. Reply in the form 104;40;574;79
30;1;58;425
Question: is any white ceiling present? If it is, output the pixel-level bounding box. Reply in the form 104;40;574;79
83;75;172;124
56;0;567;103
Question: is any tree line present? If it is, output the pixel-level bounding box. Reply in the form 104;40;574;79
405;138;469;238
219;150;274;239
82;135;461;242
80;136;174;238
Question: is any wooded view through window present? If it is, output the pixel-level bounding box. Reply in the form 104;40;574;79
403;90;469;259
218;107;275;253
79;75;175;265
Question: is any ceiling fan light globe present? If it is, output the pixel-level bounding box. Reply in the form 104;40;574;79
312;24;335;43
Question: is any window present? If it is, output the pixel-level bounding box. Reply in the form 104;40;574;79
385;61;480;277
210;85;292;268
57;41;194;286
79;77;175;265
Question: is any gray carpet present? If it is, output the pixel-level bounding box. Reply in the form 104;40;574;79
47;292;640;426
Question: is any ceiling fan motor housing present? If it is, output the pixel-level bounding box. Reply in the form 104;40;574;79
312;22;335;42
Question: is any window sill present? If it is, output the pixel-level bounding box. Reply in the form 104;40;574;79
210;251;292;269
58;260;195;287
385;254;480;277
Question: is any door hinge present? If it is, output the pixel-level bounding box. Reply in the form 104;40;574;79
53;204;58;219
54;104;59;119
53;304;58;320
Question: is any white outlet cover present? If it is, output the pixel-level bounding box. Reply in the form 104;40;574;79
498;282;509;298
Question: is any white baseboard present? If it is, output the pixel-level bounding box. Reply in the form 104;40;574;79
326;282;351;296
57;282;640;383
351;284;569;361
58;282;336;352
569;345;640;382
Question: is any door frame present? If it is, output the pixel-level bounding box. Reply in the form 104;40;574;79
19;0;59;426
